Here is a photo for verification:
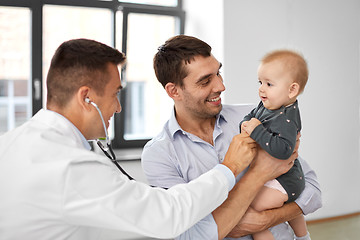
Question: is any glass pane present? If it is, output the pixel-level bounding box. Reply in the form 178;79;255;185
119;0;177;7
43;5;112;102
124;13;178;140
43;5;115;138
0;7;31;135
115;11;123;51
15;105;28;127
0;106;7;133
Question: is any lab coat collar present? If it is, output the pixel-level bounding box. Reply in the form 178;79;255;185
33;109;91;150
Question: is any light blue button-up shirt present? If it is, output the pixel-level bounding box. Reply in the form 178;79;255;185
142;104;322;240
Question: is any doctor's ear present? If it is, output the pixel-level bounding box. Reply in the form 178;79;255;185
289;82;300;99
165;82;180;100
77;86;92;109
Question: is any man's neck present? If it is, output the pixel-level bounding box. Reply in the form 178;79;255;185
175;108;216;145
48;103;87;139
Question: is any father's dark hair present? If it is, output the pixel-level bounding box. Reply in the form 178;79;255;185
46;38;126;108
153;35;212;88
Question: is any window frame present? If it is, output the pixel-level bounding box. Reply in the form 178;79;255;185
0;0;185;149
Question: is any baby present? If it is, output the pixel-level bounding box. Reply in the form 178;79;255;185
240;50;310;240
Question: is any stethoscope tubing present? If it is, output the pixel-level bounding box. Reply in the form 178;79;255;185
96;140;135;181
87;97;135;181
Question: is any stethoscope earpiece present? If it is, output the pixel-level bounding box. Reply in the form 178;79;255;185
85;98;98;108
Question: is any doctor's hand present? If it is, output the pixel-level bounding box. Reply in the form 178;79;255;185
221;132;257;177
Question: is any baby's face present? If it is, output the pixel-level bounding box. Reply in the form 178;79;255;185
257;60;294;110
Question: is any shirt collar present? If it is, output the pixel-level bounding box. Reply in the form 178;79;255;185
168;107;182;139
168;106;227;139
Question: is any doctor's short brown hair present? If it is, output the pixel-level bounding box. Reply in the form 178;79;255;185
46;38;126;108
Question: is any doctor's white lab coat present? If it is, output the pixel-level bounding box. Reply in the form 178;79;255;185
0;109;232;240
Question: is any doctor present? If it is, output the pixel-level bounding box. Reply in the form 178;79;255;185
0;38;295;240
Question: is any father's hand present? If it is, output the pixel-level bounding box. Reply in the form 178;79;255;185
226;207;269;237
227;201;303;238
249;148;296;183
249;132;300;183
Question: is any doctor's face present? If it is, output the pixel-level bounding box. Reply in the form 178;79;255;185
90;63;122;139
177;55;225;119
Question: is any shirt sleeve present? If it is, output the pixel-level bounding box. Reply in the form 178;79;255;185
63;156;231;239
214;164;235;191
295;156;323;215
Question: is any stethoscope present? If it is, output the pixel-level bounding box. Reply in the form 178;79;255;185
85;97;134;181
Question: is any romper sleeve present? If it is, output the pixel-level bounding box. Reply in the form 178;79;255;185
250;105;300;160
239;106;258;133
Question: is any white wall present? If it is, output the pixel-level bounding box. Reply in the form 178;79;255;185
183;0;224;63
224;0;360;220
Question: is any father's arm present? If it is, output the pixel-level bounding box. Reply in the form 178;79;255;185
226;156;322;238
213;146;299;239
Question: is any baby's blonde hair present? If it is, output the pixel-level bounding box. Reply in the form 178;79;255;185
261;49;308;94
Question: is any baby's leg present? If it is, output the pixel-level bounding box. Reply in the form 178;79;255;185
251;180;288;240
289;215;310;239
251;180;288;211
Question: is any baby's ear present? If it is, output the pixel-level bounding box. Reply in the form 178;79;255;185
289;82;300;99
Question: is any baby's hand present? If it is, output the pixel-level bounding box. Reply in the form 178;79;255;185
241;118;261;135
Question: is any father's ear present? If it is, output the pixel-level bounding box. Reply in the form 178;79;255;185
289;82;300;99
165;82;180;100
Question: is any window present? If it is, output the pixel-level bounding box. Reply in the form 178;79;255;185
121;13;177;141
0;6;31;135
0;0;185;149
43;5;113;106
